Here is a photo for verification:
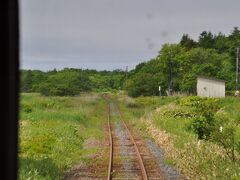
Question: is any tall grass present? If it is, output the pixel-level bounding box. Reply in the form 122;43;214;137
117;95;240;179
19;93;107;179
153;102;240;178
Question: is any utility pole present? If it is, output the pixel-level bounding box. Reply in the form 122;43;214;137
235;48;239;96
125;66;128;80
168;50;173;96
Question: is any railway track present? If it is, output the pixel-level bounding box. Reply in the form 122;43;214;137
106;99;163;180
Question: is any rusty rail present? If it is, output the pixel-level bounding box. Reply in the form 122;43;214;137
107;103;113;180
117;106;148;180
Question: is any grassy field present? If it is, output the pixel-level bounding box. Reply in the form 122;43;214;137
18;92;240;179
116;94;240;179
18;93;107;179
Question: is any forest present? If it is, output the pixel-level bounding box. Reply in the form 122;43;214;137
20;68;125;96
21;27;240;97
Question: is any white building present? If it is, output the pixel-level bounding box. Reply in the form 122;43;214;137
197;76;225;98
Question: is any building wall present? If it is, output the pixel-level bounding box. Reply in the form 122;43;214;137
197;77;225;98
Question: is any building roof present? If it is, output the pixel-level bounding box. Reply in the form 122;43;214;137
197;75;226;83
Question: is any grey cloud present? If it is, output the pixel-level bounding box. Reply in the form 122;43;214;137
20;0;240;71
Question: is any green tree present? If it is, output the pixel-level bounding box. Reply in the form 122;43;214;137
180;34;197;50
177;48;233;93
198;31;215;49
124;44;185;97
157;44;186;94
213;32;229;53
39;69;92;96
125;73;160;97
21;70;33;92
227;27;240;66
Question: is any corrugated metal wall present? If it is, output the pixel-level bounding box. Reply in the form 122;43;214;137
197;77;225;98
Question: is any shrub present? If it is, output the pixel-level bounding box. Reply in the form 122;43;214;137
184;96;220;140
184;96;240;161
21;104;33;113
189;115;216;140
39;83;78;96
211;115;240;161
225;90;235;96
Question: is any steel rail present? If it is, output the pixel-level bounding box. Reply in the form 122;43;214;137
107;103;113;180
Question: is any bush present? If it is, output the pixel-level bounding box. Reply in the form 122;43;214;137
184;96;240;161
211;114;240;161
225;90;235;96
212;125;239;161
39;83;78;96
21;104;33;113
183;96;220;140
189;115;216;140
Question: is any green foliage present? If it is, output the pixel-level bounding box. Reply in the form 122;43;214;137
20;68;125;96
211;122;240;161
19;93;107;179
125;45;233;97
19;158;60;180
189;116;216;140
179;96;219;110
20;70;33;92
198;31;215;49
124;44;186;96
20;70;47;92
177;48;233;93
88;70;124;92
138;96;240;178
39;83;78;96
181;96;220;140
20;103;33;113
38;69;92;96
121;95;236;178
125;72;160;97
124;27;238;97
180;34;197;50
180;96;240;161
211;112;240;161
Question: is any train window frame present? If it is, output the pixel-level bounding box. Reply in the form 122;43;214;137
2;0;19;179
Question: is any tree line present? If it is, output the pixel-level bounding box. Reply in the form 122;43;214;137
21;27;240;97
20;68;125;96
123;27;240;97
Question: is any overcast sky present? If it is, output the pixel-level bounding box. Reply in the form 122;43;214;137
20;0;240;71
